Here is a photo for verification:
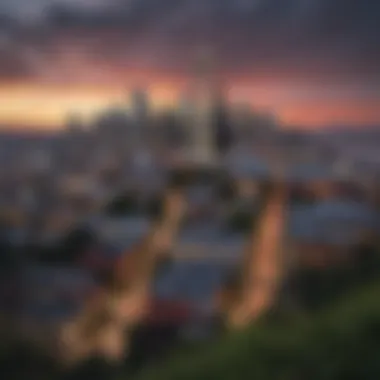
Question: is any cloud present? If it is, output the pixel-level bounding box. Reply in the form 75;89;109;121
0;0;110;21
0;0;379;87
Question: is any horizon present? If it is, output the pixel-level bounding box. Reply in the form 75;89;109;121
0;0;379;130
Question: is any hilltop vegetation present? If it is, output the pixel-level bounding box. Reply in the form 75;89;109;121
132;281;380;380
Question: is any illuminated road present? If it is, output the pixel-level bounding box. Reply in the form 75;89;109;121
13;182;289;367
58;188;187;366
228;185;288;328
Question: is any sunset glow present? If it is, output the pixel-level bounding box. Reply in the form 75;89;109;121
0;0;379;130
0;82;179;129
1;81;378;130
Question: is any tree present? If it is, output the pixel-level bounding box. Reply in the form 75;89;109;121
105;192;140;216
53;226;96;264
351;243;380;284
216;177;236;202
131;282;380;380
226;210;253;233
145;195;164;222
0;343;59;380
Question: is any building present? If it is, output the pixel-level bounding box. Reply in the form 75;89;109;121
94;107;130;147
66;112;84;134
229;103;253;139
212;87;233;156
12;265;96;349
88;215;151;253
183;50;222;165
174;93;195;149
287;200;378;269
130;88;150;148
178;91;196;121
226;148;270;183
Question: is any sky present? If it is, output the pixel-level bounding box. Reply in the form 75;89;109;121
0;0;379;130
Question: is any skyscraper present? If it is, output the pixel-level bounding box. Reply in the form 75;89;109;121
66;112;83;134
130;87;149;148
212;87;233;156
178;91;196;121
177;90;196;151
186;48;232;166
192;48;217;164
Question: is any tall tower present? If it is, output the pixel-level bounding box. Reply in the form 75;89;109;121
130;87;149;149
212;85;233;156
66;112;83;134
189;47;220;165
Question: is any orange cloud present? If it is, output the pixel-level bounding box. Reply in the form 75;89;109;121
278;100;380;128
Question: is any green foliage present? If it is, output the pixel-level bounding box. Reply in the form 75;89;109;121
288;244;380;313
168;168;224;189
105;192;140;216
52;226;95;264
131;282;380;380
226;209;254;233
146;196;164;221
216;181;236;202
0;343;59;380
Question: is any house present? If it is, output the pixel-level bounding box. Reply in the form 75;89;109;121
225;150;270;183
12;265;97;348
287;199;378;269
185;184;220;220
79;215;153;277
174;223;245;261
149;219;247;341
127;297;193;372
89;215;151;252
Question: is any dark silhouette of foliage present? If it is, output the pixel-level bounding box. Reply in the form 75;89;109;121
105;192;140;216
62;356;121;380
126;324;181;376
226;210;253;233
216;177;237;202
0;344;58;380
146;195;164;222
55;226;96;264
285;243;380;313
132;282;380;380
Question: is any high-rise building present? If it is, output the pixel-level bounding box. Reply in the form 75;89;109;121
131;88;148;123
184;48;232;166
66;112;83;134
29;149;52;174
177;90;196;150
212;87;233;156
178;91;196;121
191;49;218;164
130;87;150;148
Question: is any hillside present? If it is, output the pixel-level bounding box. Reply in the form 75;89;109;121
132;281;380;380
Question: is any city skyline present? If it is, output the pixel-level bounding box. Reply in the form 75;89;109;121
0;0;379;130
